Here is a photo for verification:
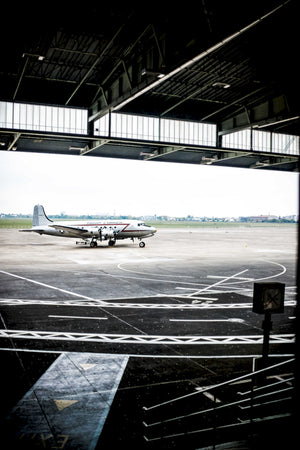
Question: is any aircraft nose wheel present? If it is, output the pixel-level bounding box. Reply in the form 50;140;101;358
139;241;145;248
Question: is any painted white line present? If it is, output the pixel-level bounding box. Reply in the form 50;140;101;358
0;298;296;309
205;260;287;287
175;287;218;300
175;287;202;291
187;269;249;297
0;270;103;303
117;262;194;278
207;275;254;281
0;348;294;359
0;329;295;345
107;273;206;286
169;318;245;323
254;260;287;281
48;315;108;320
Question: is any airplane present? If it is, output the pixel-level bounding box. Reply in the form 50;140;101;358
20;205;157;248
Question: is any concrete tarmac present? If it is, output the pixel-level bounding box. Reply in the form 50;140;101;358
0;225;297;448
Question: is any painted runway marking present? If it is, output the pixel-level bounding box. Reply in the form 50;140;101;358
0;272;148;335
205;260;287;287
48;315;108;320
0;270;105;303
169;318;245;323
187;261;288;303
189;269;249;299
0;329;295;345
0;298;296;309
0;260;289;308
175;287;218;300
104;273;207;287
207;275;254;281
0;347;294;359
117;262;194;278
100;260;288;293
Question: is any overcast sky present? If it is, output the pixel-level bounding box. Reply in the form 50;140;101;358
0;151;298;218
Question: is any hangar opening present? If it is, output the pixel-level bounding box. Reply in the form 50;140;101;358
1;102;298;170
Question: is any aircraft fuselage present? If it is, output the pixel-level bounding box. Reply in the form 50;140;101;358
36;219;156;240
21;205;157;247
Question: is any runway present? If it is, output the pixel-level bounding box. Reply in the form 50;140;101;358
0;225;297;448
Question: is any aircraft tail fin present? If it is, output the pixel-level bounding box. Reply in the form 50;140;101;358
33;205;53;227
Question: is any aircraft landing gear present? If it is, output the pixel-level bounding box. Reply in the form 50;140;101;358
90;239;97;248
139;241;145;248
108;240;116;246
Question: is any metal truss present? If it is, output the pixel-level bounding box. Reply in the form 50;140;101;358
0;329;295;345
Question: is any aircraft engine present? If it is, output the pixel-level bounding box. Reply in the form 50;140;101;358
99;227;115;240
103;230;115;238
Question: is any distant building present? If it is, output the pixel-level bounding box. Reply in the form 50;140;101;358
239;215;277;222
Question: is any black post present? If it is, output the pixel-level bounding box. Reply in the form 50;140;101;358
262;311;272;368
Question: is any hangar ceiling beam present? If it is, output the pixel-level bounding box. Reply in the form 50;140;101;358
142;146;186;161
80;139;110;156
0;125;297;171
89;1;291;123
13;60;27;101
253;115;300;131
161;82;214;117
251;156;298;170
89;23;160;118
206;151;252;165
201;86;266;122
65;23;125;106
218;114;300;137
7;133;21;151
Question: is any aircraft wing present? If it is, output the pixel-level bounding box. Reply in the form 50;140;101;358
19;228;46;233
49;224;91;237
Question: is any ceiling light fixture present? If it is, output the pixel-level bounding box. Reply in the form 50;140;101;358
140;152;155;156
212;82;231;89
141;68;165;79
22;53;45;61
69;146;86;151
201;156;217;164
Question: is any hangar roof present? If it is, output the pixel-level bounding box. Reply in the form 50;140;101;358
0;1;299;170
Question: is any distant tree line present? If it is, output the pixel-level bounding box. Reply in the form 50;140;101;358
1;213;298;223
